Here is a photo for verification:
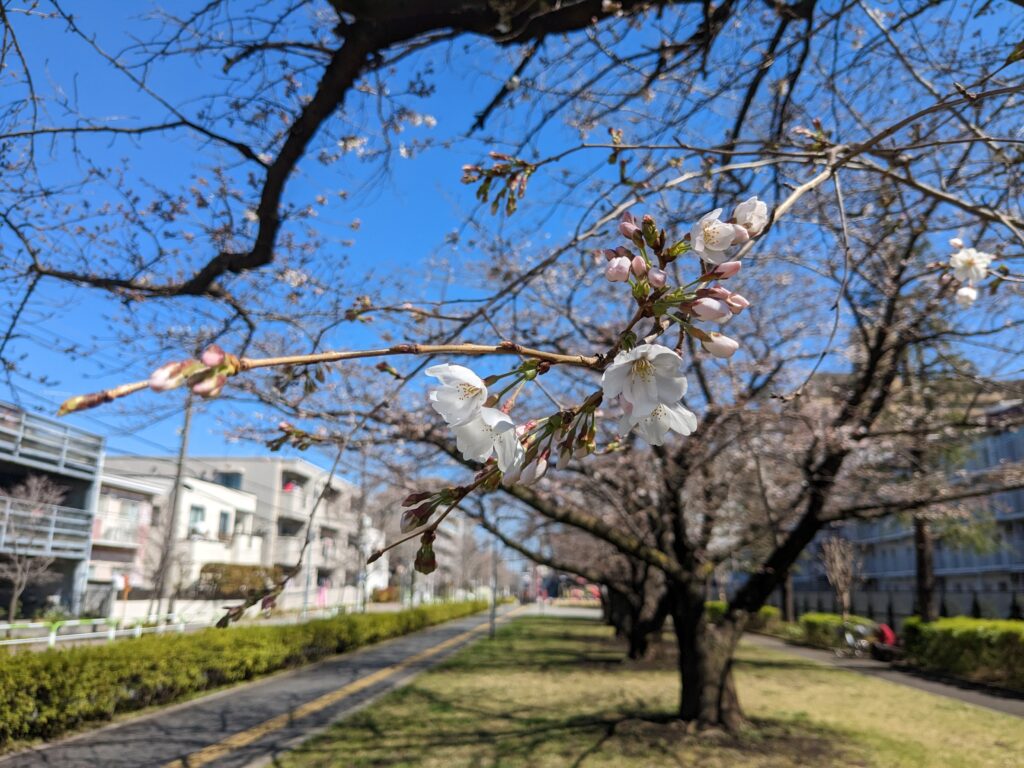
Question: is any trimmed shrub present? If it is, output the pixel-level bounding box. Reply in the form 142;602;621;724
0;601;486;746
370;586;400;603
798;612;875;649
903;616;1024;690
704;602;779;630
196;563;284;599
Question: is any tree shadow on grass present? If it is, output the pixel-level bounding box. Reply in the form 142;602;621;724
734;657;829;673
284;683;862;768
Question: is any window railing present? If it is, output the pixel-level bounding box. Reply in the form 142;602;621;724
0;494;92;558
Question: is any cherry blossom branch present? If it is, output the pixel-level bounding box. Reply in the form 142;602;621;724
57;342;600;416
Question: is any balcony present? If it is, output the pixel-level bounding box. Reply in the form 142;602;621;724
0;404;103;481
92;514;140;548
230;533;265;566
0;494;92;559
279;488;308;520
273;534;305;567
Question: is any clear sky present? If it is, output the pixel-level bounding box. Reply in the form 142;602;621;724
4;1;1020;479
3;1;548;473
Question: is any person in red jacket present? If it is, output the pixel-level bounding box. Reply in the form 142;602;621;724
871;622;899;660
877;622;897;646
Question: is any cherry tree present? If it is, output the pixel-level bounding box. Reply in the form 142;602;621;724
2;0;1024;733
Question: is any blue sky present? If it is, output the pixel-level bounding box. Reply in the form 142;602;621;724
5;2;1020;478
3;2;543;472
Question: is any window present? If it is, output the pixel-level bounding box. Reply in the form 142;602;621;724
189;505;206;525
214;471;243;490
219;510;231;539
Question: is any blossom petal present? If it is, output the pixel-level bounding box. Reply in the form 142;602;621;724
452;417;494;463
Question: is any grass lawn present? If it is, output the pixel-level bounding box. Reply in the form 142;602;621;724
280;615;1023;768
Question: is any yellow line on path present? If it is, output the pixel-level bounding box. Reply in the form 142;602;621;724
162;608;524;768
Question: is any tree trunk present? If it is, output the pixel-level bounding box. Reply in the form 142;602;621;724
781;573;795;622
8;573;25;621
670;582;745;731
913;514;935;623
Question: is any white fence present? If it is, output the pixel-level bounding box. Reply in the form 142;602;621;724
0;614;208;649
0;601;365;650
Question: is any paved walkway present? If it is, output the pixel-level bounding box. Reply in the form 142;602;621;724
744;633;1024;717
0;606;521;768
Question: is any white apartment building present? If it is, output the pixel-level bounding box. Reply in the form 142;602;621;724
89;473;161;590
92;471;262;596
106;455;380;610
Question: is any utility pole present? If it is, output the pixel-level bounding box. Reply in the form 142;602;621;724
301;517;314;620
489;537;498;639
356;451;368;613
154;396;192;618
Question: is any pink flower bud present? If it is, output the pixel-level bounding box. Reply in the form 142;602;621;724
709;261;742;279
149;361;188;392
201;344;226;367
691;298;732;323
631;255;648;277
401;503;434;533
725;293;750;314
949;237;964;249
192;372;227;398
648;267;667;289
605;256;631;282
519;454;549;485
618;213;642;243
730;224;750;245
602;249;619;261
699;286;732;301
701;332;739;358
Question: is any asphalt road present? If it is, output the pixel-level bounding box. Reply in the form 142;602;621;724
0;606;518;768
745;633;1024;718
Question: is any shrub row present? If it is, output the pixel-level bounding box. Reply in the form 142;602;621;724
798;612;875;648
704;601;780;630
0;601;486;746
903;616;1024;690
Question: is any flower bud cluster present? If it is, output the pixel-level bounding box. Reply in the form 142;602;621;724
148;344;241;399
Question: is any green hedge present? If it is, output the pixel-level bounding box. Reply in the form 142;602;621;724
704;602;780;630
0;601;486;745
903;616;1024;690
798;612;876;648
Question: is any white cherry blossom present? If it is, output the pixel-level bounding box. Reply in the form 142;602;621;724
949;247;992;284
955;285;978;308
452;407;524;473
426;364;487;426
733;196;769;236
690;208;738;264
619;402;698;446
601;344;687;419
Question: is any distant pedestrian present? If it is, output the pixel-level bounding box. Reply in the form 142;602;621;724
877;622;896;646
